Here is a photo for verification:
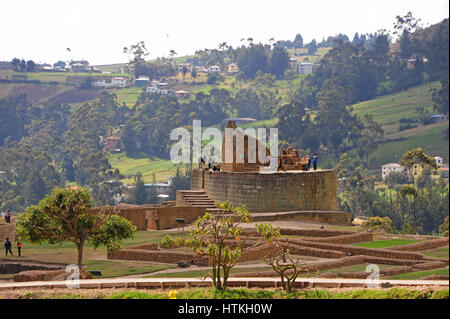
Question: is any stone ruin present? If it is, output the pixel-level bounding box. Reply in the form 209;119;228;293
278;147;310;171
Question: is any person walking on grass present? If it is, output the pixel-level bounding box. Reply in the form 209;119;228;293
312;153;318;171
4;237;13;256
17;241;22;257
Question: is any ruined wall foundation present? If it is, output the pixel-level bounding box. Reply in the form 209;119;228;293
191;169;338;213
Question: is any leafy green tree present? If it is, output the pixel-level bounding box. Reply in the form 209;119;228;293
307;39;317;55
292;34;304;48
16;187;136;269
363;216;395;233
26;60;35;72
191;68;197;81
132;171;148;205
162;202;263;290
399;148;437;185
269;47;290;79
181;65;188;83
277;100;307;144
385;172;410;187
237;44;268;79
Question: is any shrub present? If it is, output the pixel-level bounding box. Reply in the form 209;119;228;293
363;216;395;233
439;216;449;237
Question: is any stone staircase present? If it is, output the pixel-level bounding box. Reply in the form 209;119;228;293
176;190;217;210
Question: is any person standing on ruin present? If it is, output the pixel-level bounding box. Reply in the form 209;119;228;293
17;241;22;257
312;154;318;171
6;209;11;223
4;237;13;256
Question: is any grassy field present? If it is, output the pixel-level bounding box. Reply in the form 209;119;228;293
105;287;448;299
351;81;449;164
111;87;142;108
352;82;441;135
287;47;332;63
0;70;128;83
388;268;449;280
85;260;173;278
93;63;126;73
423;247;449;259
372;121;449;164
146;266;273;278
108;154;189;183
2;230;186;277
353;239;421;249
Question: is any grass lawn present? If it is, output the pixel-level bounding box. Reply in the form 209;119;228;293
373;121;449;164
0;70;128;83
388;268;449;280
352;82;441;135
318;263;392;274
108;153;188;183
2;230;186;267
106;287;448;299
146;266;273;278
85;260;174;278
423;247;449;259
353;239;421;249
111;87;142;108
349;81;449;165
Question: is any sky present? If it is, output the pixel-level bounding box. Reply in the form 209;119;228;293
1;0;448;65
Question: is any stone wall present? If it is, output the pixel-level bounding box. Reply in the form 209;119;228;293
388;238;449;252
0;261;64;274
146;206;207;230
191;169;338;213
0;223;16;241
107;248;210;266
248;211;352;225
90;204;158;231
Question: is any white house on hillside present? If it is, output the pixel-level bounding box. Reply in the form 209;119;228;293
297;62;312;74
227;63;239;74
93;79;109;88
434;156;444;166
208;65;220;73
381;163;411;181
111;77;127;87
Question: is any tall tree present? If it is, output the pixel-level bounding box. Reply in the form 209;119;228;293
16;187;136;269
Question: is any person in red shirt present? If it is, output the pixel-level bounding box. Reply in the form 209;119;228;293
17;241;22;257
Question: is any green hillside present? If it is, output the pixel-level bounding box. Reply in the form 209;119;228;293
352;82;441;135
352;82;449;164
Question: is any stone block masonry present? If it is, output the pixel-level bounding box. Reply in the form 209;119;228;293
146;206;207;230
0;223;16;241
191;169;338;213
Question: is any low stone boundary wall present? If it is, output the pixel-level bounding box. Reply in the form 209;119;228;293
90;205;154;231
307;232;373;245
147;206;206;230
277;228;354;237
107;249;210;266
297;240;427;260
389;238;449;252
0;261;64;274
412;261;448;272
14;270;67;282
126;243;159;250
289;244;347;259
363;256;422;266
247;211;352;226
239;244;279;263
231;256;367;277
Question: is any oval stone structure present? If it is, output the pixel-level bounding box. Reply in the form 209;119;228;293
190;169;338;213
